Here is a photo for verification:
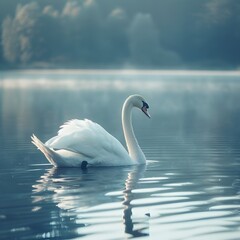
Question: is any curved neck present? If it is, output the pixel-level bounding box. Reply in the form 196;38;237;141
122;98;146;164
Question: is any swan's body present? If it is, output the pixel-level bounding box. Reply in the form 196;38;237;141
31;94;150;167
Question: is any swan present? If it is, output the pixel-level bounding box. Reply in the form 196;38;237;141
31;94;150;168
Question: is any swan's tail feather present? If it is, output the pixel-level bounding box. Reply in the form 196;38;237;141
31;134;58;166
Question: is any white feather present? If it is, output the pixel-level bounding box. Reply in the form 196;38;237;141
31;94;150;167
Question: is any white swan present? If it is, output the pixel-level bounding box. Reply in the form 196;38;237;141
31;94;150;168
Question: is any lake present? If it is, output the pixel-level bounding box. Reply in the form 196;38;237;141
0;69;240;240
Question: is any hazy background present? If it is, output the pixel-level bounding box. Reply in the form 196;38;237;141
0;0;240;70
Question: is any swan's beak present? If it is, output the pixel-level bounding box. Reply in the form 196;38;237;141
142;106;151;118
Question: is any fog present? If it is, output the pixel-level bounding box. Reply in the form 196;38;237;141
0;0;240;69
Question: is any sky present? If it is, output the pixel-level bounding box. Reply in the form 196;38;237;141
0;0;240;69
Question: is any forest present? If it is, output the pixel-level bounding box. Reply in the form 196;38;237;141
0;0;240;69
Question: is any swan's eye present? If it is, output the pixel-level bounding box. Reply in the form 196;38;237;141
142;101;149;109
141;101;150;118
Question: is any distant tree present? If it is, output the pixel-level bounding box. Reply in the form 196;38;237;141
2;16;19;63
2;2;44;64
40;6;63;62
128;13;161;67
194;0;240;67
104;8;129;64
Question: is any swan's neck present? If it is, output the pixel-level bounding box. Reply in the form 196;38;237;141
122;99;146;164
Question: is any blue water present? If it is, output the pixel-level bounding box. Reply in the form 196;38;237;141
0;70;240;240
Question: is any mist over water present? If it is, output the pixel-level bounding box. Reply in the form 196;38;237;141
0;70;240;239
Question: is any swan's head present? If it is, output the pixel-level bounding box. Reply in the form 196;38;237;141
130;95;151;118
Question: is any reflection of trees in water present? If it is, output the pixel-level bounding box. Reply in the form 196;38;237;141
32;165;149;238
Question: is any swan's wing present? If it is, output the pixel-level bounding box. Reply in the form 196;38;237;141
45;119;129;162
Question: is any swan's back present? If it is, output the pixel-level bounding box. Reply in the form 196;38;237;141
44;119;133;166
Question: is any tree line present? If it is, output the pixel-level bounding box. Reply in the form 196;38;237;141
1;0;240;69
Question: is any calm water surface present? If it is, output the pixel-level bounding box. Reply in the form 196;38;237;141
0;70;240;240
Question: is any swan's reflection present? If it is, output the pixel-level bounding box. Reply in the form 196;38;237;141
32;165;148;238
123;165;149;237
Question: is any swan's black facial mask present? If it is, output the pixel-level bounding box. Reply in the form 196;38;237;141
141;101;151;118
